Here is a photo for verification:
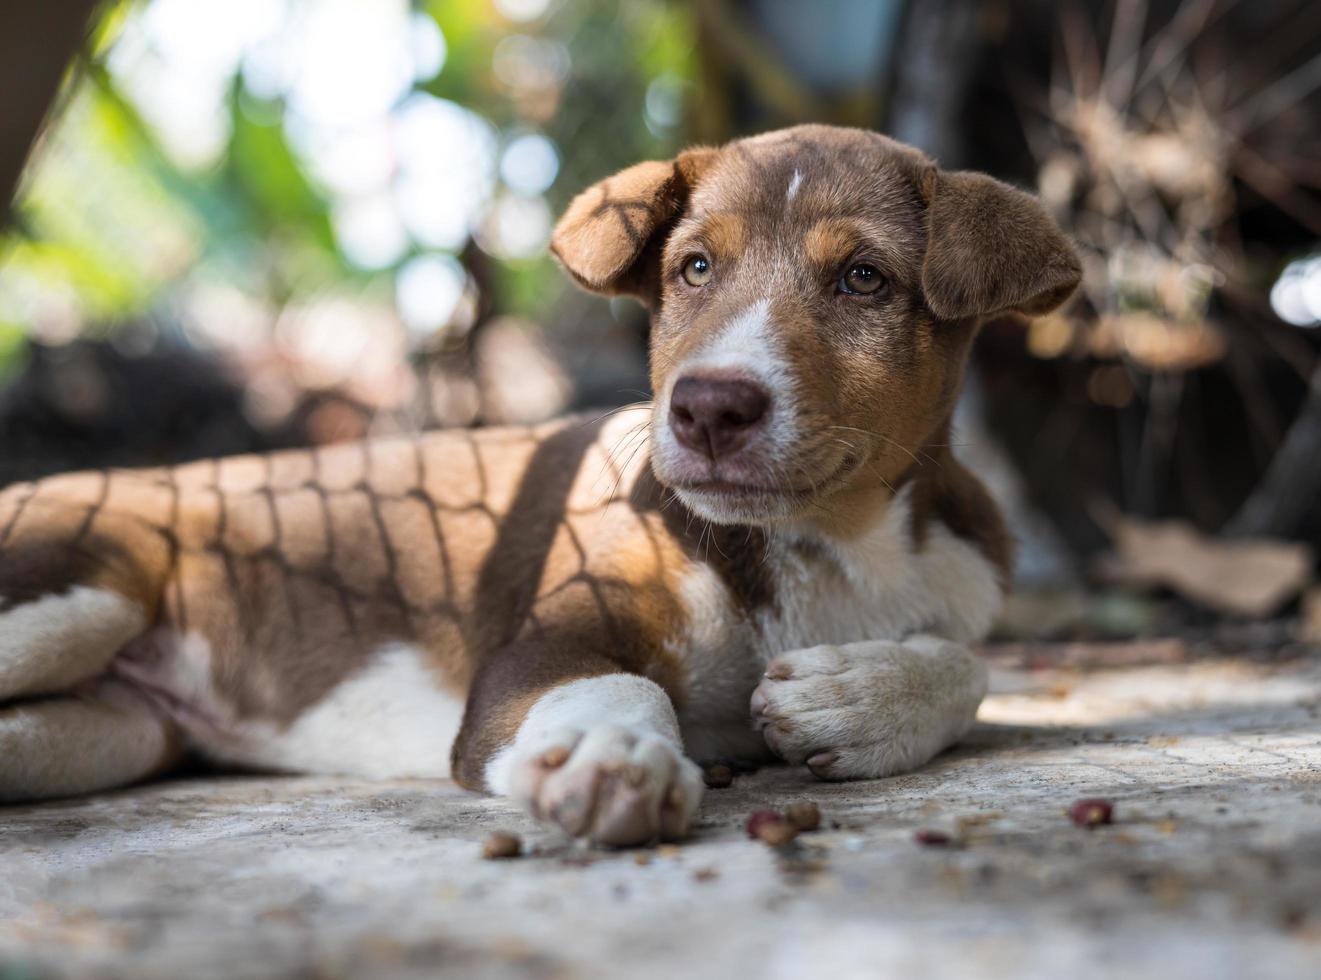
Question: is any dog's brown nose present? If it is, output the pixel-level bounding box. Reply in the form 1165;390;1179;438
668;375;770;459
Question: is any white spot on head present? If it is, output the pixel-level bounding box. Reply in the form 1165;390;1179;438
787;168;803;202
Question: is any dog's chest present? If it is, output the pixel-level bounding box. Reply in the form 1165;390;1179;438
667;495;1002;762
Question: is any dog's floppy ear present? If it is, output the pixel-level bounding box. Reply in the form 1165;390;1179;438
551;147;718;306
922;169;1082;321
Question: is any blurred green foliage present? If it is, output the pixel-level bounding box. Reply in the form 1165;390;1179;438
0;0;697;380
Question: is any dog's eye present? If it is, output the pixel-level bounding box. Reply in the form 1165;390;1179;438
840;263;886;295
681;255;713;287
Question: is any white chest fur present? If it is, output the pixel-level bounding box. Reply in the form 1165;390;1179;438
668;487;1002;762
761;487;1003;651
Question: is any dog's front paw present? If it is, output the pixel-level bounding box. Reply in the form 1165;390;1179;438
750;638;985;781
504;725;704;846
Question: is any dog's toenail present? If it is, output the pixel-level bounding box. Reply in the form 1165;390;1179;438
807;751;837;772
541;745;570;768
749;689;767;715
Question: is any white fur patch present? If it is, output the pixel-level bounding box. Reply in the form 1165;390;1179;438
675;300;793;407
0;587;145;700
484;674;702;845
485;673;682;794
663;484;1002;764
0;679;176;803
764;485;1002;651
654;299;801;521
751;635;989;779
217;643;463;779
786;168;803;201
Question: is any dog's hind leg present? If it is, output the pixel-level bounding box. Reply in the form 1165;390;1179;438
0;586;180;802
0;475;182;801
0;679;182;803
0;475;173;701
0;581;150;700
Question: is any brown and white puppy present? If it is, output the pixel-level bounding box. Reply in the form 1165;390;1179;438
0;125;1079;845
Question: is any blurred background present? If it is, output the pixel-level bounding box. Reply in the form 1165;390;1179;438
2;0;1320;646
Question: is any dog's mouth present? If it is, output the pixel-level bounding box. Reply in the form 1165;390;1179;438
668;454;862;515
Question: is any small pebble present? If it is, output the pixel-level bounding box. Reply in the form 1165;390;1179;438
1068;798;1115;827
482;831;522;859
755;820;799;847
784;802;821;832
914;829;952;847
745;809;784;839
703;764;734;789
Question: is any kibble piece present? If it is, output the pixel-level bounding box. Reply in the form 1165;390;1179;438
745;809;783;839
914;829;952;847
784;802;821;832
703;764;734;789
755;820;799;847
482;831;522;859
1068;798;1115;827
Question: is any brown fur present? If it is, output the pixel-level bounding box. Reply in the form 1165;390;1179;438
922;170;1082;320
0;124;1079;797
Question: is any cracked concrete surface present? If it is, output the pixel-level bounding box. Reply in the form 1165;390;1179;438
2;648;1319;980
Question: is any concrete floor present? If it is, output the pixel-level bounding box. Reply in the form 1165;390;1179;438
2;646;1319;980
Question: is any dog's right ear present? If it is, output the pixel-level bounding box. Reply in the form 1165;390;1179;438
551;148;718;307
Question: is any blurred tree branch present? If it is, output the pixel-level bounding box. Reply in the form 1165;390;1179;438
0;0;102;221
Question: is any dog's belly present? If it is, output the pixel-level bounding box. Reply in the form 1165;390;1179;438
113;631;463;778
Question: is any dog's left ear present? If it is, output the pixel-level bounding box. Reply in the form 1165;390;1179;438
551;147;718;307
922;169;1082;321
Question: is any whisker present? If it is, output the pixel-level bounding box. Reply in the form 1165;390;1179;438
577;400;651;430
593;420;650;507
827;425;922;465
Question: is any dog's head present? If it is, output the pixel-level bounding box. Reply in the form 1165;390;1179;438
552;125;1080;527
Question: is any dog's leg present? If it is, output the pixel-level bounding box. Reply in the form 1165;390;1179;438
1;479;181;801
0;678;182;803
0;585;148;701
750;634;988;781
1;478;172;701
454;654;704;846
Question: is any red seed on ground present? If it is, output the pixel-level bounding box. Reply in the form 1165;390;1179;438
1069;798;1115;827
914;829;952;847
745;809;784;839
